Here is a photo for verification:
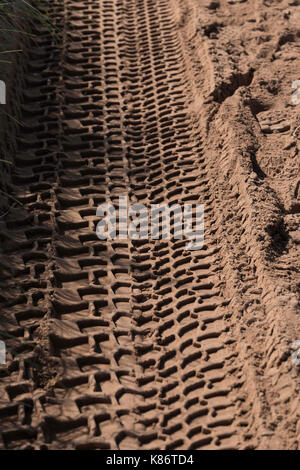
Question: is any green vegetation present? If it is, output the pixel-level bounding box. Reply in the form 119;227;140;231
0;1;54;213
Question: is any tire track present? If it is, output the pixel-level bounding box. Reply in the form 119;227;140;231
1;0;247;450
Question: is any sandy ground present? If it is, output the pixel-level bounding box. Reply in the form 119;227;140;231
0;0;299;450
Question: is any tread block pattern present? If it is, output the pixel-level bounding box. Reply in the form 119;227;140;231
0;0;243;450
